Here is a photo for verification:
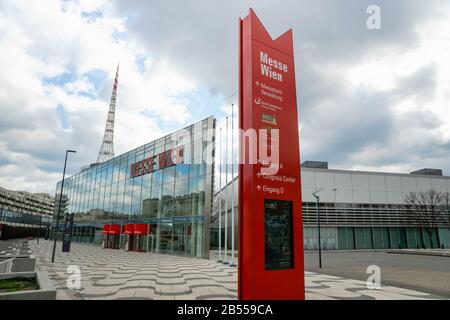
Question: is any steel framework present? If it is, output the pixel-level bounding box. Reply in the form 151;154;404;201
97;63;119;163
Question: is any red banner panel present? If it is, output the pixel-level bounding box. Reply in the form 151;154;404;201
124;224;135;235
102;224;111;235
133;224;149;235
238;9;305;300
109;224;121;235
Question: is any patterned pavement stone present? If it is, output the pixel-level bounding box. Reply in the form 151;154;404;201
29;240;445;300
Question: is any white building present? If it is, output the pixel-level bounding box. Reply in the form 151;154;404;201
212;162;450;251
0;186;54;238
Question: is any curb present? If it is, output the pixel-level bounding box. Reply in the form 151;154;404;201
387;250;450;257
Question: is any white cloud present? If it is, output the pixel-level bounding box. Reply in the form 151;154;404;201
0;0;199;193
340;5;450;174
64;77;95;95
1;0;450;196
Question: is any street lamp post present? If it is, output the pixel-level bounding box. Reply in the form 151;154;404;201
111;202;116;248
111;202;116;225
37;214;43;245
230;104;236;267
312;187;337;269
51;149;76;263
223;117;229;264
312;188;324;269
217;127;223;263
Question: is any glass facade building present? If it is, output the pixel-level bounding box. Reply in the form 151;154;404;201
53;117;215;258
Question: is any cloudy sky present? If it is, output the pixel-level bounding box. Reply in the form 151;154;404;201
0;0;449;194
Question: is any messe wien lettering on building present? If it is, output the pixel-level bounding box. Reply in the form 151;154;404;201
130;146;184;178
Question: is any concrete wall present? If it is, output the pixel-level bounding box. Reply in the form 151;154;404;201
301;168;450;204
438;228;450;249
11;256;36;272
0;258;13;273
0;272;56;300
303;227;338;250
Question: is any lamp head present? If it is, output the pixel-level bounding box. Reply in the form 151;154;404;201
312;187;324;196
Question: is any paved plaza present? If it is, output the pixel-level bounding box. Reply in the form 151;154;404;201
21;240;446;300
304;250;450;298
0;239;31;256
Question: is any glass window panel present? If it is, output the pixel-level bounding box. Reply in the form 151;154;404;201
165;136;176;151
162;183;174;198
189;176;200;194
174;179;189;197
140;182;148;199
127;151;136;165
118;166;126;181
125;178;134;194
142;198;158;218
184;142;195;164
136;145;145;154
133;175;143;191
161;199;175;217
199;164;206;176
155;139;165;155
193;123;202;141
125;163;132;179
195;192;205;215
175;197;191;216
151;184;162;199
189;164;199;178
142;174;151;189
144;146;155;158
152;170;163;186
136;151;144;162
176;164;190;180
191;193;205;216
198;177;206;193
123;192;132;216
132;181;142;202
131;194;141;217
145;141;155;150
116;192;125;218
162;166;176;185
193;141;202;164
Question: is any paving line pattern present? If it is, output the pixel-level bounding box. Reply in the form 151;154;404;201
29;241;443;300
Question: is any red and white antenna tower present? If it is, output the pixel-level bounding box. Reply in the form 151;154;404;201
96;62;119;163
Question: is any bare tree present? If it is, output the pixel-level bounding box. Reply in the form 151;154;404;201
210;213;219;225
441;192;450;228
405;189;446;247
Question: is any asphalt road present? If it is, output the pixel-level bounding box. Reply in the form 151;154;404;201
304;250;450;298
